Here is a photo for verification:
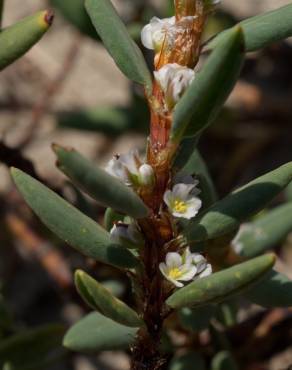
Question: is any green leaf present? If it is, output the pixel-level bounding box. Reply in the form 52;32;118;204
180;149;217;209
0;324;65;370
208;4;292;53
171;27;244;142
85;0;152;92
75;270;143;327
166;254;275;309
0;10;53;71
104;208;124;231
245;270;292;308
236;202;292;258
11;168;138;269
49;0;97;40
63;312;137;353
186;162;292;242
169;352;206;370
211;351;238;370
53;145;149;219
173;136;199;170
179;305;216;332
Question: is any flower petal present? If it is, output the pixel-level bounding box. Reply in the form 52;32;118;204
141;23;154;49
172;183;194;200
166;252;182;268
163;189;174;209
199;264;213;278
178;265;198;281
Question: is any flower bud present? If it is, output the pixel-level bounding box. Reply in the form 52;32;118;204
138;164;155;187
110;222;144;249
141;16;176;52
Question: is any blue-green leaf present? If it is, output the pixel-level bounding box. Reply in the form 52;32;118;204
54;145;149;219
186;162;292;242
75;270;143;327
0;10;53;71
85;0;152;92
63;312;137;353
236;202;292;258
171;27;244;142
208;4;292;53
11;168;138;269
166;254;275;309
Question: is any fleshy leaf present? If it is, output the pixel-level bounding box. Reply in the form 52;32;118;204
0;324;65;370
11;168;138;269
186;162;292;242
236;202;292;258
245;270;292;308
208;4;292;53
49;0;97;40
166;254;275;309
75;270;143;327
0;10;53;71
85;0;152;92
63;312;137;353
53;145;149;219
171;27;245;142
211;351;238;370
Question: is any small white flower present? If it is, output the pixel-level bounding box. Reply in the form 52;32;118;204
159;251;197;287
163;183;202;219
110;222;144;249
159;248;212;287
105;150;154;187
154;63;195;109
141;16;176;51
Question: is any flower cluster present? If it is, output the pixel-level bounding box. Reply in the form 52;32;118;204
105;149;155;187
141;16;196;110
159;248;212;287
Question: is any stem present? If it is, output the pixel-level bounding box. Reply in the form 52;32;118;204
131;218;172;370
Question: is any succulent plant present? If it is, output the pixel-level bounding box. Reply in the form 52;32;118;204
8;0;292;369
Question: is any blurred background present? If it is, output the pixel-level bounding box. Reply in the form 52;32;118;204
0;1;292;369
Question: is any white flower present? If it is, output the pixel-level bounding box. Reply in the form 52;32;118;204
159;251;197;287
110;222;144;249
141;16;176;51
159;248;212;287
154;63;195;109
105;150;155;187
163;183;202;219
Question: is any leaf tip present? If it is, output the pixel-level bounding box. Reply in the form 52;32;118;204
38;10;54;30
